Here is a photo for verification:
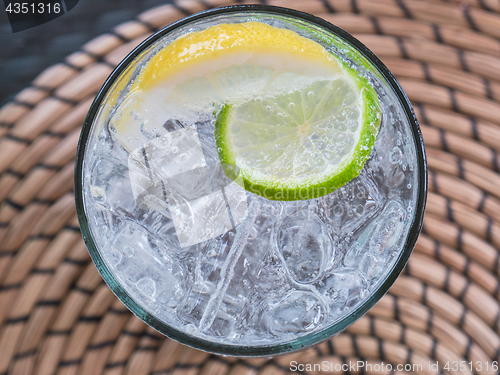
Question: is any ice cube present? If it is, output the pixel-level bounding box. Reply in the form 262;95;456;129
386;164;405;189
207;311;237;338
196;119;220;164
358;253;383;279
102;217;184;312
127;126;249;248
139;208;180;250
224;182;249;225
314;269;369;311
262;291;325;335
127;126;207;203
342;200;405;279
210;162;248;225
108;246;122;265
90;154;138;217
198;199;260;332
163;166;213;203
277;209;332;284
254;251;291;300
368;200;406;256
169;190;233;248
322;169;383;234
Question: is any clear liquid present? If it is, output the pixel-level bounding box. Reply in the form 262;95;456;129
82;21;419;347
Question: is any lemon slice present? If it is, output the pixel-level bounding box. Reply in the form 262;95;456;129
215;70;381;201
136;22;340;90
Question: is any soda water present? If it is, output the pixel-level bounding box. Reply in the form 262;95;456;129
81;16;419;346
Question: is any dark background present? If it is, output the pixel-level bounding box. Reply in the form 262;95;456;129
0;0;176;107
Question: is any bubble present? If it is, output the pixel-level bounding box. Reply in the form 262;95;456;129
390;146;402;164
123;246;134;257
136;277;156;299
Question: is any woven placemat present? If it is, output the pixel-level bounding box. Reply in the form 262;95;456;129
1;0;500;374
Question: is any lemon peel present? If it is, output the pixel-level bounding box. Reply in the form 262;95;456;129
136;21;339;90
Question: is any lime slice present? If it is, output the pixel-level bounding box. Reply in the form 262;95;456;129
215;67;381;201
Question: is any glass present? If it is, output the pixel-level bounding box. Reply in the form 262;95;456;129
75;5;427;356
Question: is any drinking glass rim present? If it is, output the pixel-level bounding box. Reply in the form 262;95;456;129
74;4;427;356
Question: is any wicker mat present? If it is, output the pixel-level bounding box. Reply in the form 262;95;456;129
1;0;500;374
